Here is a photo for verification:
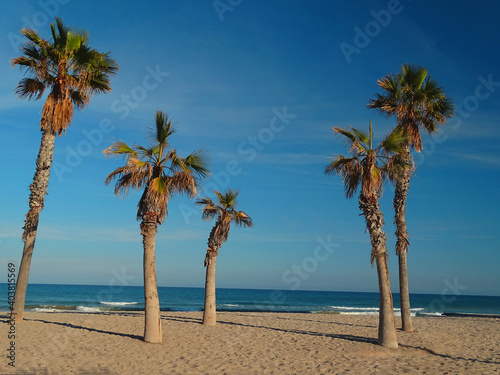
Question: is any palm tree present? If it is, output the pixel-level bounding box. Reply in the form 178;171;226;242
196;189;252;326
11;18;118;323
368;64;454;332
104;111;209;343
325;121;407;349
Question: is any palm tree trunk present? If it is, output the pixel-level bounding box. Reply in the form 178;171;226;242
12;129;57;323
203;255;217;326
141;217;162;343
360;196;398;349
394;146;414;332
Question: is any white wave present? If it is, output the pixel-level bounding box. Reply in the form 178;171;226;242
418;312;444;317
329;306;425;316
76;306;104;312
394;311;417;317
99;301;138;306
220;304;239;307
329;306;379;311
339;311;380;316
31;307;61;312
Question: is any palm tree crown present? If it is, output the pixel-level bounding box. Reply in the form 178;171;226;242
196;189;253;266
368;64;454;151
11;17;118;135
325;121;407;201
104;111;209;224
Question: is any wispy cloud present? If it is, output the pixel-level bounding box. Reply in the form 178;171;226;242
439;150;500;169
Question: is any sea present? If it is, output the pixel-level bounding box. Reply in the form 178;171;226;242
1;284;500;317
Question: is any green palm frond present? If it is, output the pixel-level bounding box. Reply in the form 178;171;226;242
368;64;454;153
380;126;407;155
326;121;408;199
197;189;252;242
150;176;168;195
182;148;210;180
12;17;119;135
221;189;239;208
151;110;174;145
103;141;137;158
332;126;366;154
351;127;369;145
105;111;211;224
401;64;427;90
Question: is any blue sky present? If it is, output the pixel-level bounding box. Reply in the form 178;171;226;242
0;0;499;296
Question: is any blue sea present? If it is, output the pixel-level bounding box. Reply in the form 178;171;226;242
1;284;499;317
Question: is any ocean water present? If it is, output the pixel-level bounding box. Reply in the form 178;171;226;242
1;284;499;317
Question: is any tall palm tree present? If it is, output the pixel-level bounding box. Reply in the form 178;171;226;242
325;121;407;349
104;111;209;343
11;18;118;322
368;64;454;332
196;189;252;326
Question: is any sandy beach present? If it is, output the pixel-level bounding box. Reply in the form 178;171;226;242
0;311;498;374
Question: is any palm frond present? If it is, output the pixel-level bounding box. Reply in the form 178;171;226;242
332;126;366;154
13;18;118;134
103;141;138;159
15;78;45;100
166;171;197;197
181;148;210;180
368;64;454;153
351;126;369;145
196;197;220;221
380;126;407;155
382;153;411;184
231;210;253;228
325;155;362;198
150;110;175;144
105;111;210;224
220;188;239;208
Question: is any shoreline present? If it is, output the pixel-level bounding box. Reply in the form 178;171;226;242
1;311;498;374
3;310;500;318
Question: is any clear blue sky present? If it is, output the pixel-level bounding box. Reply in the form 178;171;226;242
1;1;499;296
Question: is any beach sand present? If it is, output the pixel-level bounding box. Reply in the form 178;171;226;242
0;311;498;374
